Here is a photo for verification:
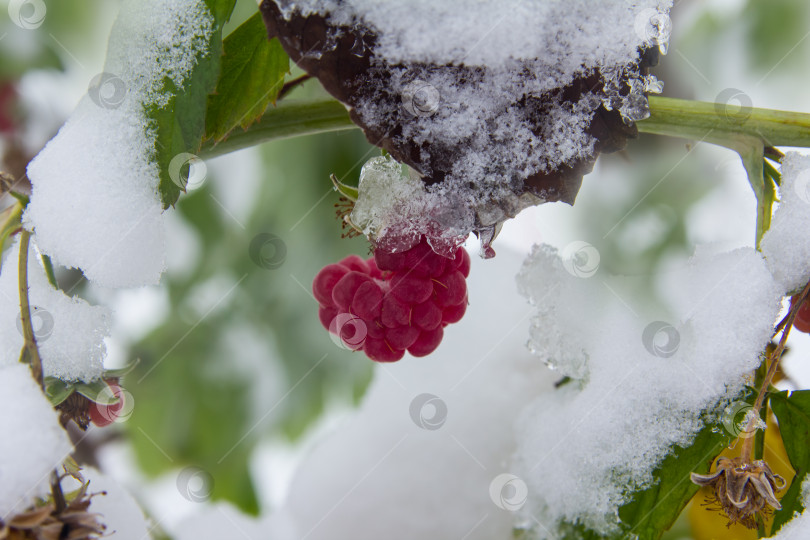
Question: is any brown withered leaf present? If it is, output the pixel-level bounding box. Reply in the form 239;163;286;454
259;1;656;230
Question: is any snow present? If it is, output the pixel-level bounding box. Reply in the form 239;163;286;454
278;0;671;237
24;0;214;288
0;363;72;520
0;238;110;381
769;511;810;539
513;245;782;535
73;468;152;540
166;245;554;540
761;152;810;293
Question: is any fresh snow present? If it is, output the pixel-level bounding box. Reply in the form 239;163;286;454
513;239;790;535
278;0;671;238
169;245;554;540
24;0;214;288
761;152;810;293
0;364;72;519
0;238;110;381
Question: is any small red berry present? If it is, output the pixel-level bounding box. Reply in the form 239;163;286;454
89;381;125;427
312;237;470;362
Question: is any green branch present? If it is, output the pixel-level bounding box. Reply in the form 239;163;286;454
638;96;810;247
200;95;810;160
199;99;355;160
18;229;44;388
638;96;810;148
198;95;810;246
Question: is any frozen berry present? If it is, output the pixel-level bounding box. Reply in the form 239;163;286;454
89;381;125;427
313;235;470;362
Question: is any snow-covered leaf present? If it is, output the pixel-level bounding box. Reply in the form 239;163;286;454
615;421;731;540
153;0;238;208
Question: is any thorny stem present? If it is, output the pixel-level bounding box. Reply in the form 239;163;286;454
739;280;810;463
17;229;44;389
277;74;313;101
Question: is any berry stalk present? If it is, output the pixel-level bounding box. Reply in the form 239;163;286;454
739;279;810;463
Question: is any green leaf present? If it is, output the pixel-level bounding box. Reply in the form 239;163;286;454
769;390;810;533
44;377;75;407
552;421;732;540
151;0;238;208
616;422;731;540
205;11;290;142
74;379;117;403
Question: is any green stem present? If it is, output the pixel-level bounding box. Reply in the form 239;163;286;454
200;95;810;160
199;99;356;160
18;229;44;388
638;96;810;247
638;96;810;149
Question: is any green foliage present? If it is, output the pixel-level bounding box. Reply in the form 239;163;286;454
743;0;809;71
150;0;238;208
769;390;810;533
554;405;738;540
126;129;375;513
205;12;290;142
616;423;730;540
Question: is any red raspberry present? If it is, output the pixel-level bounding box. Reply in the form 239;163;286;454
89;381;126;427
312;237;470;362
792;296;810;333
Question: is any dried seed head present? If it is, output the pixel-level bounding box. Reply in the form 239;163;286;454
690;456;786;529
0;481;106;539
55;392;92;430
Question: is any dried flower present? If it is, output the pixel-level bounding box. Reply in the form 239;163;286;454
0;481;105;540
690;456;786;529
